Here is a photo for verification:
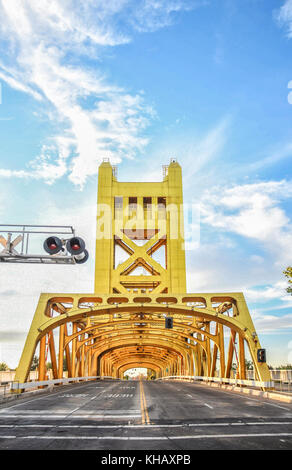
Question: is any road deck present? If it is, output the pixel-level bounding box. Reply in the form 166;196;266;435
0;379;292;450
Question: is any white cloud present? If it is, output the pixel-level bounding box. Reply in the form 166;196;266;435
129;0;201;32
245;281;292;303
0;0;197;188
276;0;292;38
253;313;292;333
200;180;292;264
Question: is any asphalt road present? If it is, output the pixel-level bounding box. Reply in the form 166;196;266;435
0;379;292;450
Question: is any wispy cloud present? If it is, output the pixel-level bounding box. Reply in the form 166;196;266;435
200;179;292;264
183;116;229;186
275;0;292;38
245;281;292;303
0;0;197;187
129;0;205;32
246;142;292;172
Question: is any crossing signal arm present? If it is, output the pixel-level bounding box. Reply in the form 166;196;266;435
0;224;89;265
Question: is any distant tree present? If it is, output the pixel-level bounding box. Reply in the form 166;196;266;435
245;360;254;370
283;267;292;294
0;362;9;371
30;356;39;371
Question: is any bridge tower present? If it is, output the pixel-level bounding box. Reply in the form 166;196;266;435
95;158;186;295
14;159;272;390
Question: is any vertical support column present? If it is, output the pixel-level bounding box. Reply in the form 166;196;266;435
80;344;85;377
64;323;72;377
58;324;65;379
239;335;246;380
210;323;219;377
225;330;236;378
48;330;58;379
205;323;211;376
87;349;92;376
95;161;113;293
218;324;225;378
167;162;186;293
38;335;47;382
71;323;77;377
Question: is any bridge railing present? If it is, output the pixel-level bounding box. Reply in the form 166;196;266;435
155;375;274;389
8;375;118;393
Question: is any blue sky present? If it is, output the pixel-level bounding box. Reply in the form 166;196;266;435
0;0;292;368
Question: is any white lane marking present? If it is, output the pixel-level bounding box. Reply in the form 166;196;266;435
187;394;193;398
68;407;80;414
0;414;141;419
0;382;110;410
0;421;292;429
1;433;292;441
248;399;291;412
59;394;89;398
104;394;134;398
197;385;292;411
204;403;213;409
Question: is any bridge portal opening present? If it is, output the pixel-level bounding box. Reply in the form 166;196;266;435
123;368;147;380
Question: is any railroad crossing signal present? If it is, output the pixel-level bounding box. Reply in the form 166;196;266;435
257;349;266;363
0;225;89;264
165;317;173;329
0;233;23;254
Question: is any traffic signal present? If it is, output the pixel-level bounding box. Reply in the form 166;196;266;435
43;236;63;255
66;236;89;264
66;237;85;255
257;349;266;363
165;317;173;329
44;235;89;263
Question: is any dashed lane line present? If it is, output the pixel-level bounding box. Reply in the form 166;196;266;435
0;413;141;419
1;433;292;441
0;381;116;410
0;421;292;429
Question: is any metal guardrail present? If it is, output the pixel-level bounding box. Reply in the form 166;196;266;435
0;381;12;398
156;375;274;389
9;375;117;391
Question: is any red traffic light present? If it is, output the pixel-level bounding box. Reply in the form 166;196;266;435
66;237;85;255
43;236;63;255
71;244;80;251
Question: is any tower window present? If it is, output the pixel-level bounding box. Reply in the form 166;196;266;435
158;197;166;209
114;197;123;218
128;197;137;215
143;197;152;211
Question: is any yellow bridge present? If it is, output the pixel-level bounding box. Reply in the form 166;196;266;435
14;159;272;388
